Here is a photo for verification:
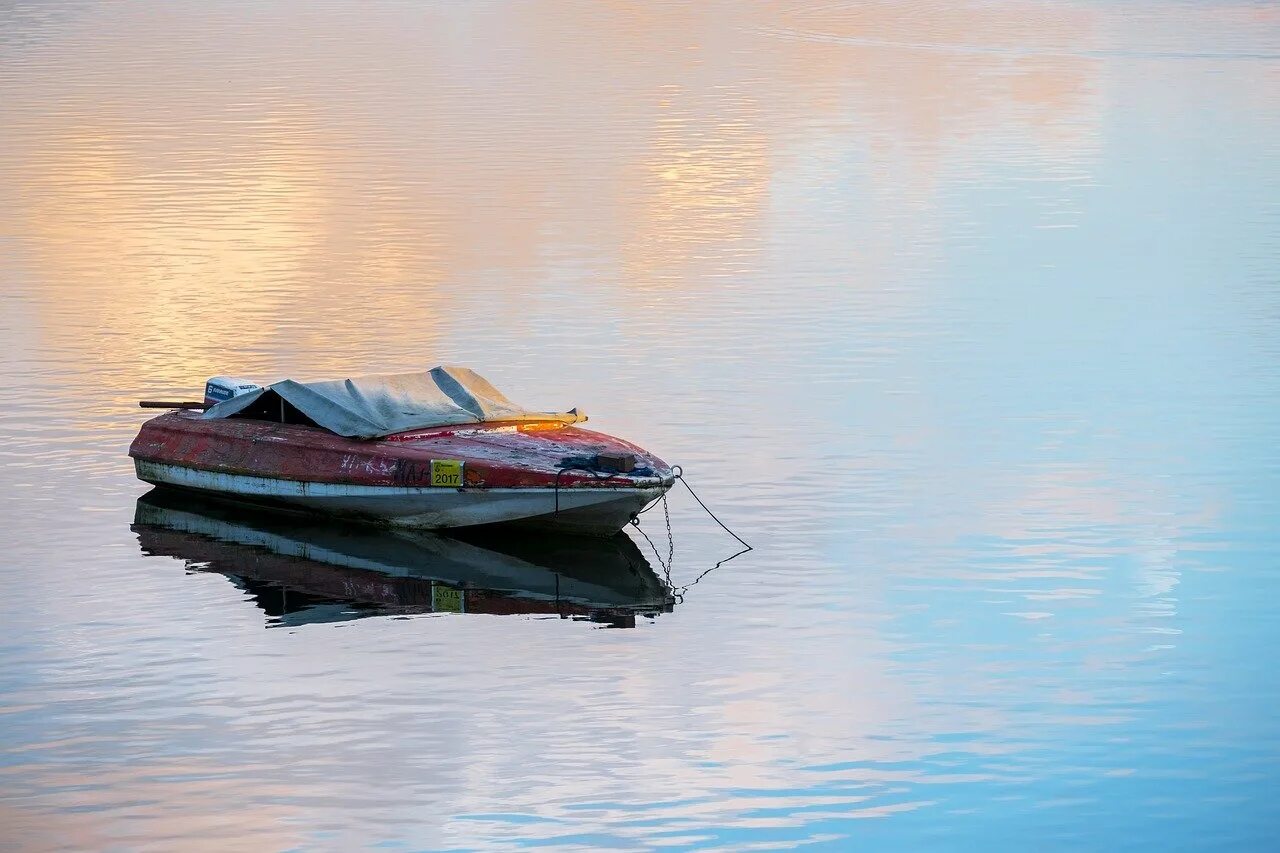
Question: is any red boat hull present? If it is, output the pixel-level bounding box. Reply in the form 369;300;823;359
129;412;674;535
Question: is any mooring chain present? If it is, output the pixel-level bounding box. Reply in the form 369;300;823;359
630;493;674;589
662;491;674;577
629;469;752;602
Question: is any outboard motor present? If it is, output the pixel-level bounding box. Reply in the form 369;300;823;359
204;376;261;409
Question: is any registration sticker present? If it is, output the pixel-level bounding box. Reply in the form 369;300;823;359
433;583;464;613
430;459;464;488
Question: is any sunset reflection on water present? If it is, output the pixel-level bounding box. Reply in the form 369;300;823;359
2;1;1278;849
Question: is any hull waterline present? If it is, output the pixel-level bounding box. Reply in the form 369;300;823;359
134;459;668;536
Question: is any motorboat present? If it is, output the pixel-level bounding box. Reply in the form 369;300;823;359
129;365;675;536
132;489;674;627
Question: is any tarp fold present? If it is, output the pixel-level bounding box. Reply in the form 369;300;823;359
201;365;585;439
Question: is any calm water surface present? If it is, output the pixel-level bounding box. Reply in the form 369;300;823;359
2;1;1279;849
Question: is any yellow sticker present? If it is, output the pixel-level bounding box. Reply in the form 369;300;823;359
430;459;463;488
433;583;464;613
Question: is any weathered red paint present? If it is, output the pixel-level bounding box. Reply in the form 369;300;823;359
129;411;671;489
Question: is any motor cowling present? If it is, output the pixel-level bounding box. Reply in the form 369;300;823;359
204;376;261;409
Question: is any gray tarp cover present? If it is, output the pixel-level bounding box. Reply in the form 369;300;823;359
201;365;585;439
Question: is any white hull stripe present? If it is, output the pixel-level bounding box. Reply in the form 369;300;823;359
134;460;667;532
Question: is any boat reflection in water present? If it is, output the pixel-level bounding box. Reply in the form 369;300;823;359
132;489;675;628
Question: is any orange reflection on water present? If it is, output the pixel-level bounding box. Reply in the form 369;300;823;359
12;0;1273;431
0;758;309;850
16;110;328;372
623;84;771;284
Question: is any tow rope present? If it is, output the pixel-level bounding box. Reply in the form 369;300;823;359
629;467;752;602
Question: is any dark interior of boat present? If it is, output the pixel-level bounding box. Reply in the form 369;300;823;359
228;390;322;428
